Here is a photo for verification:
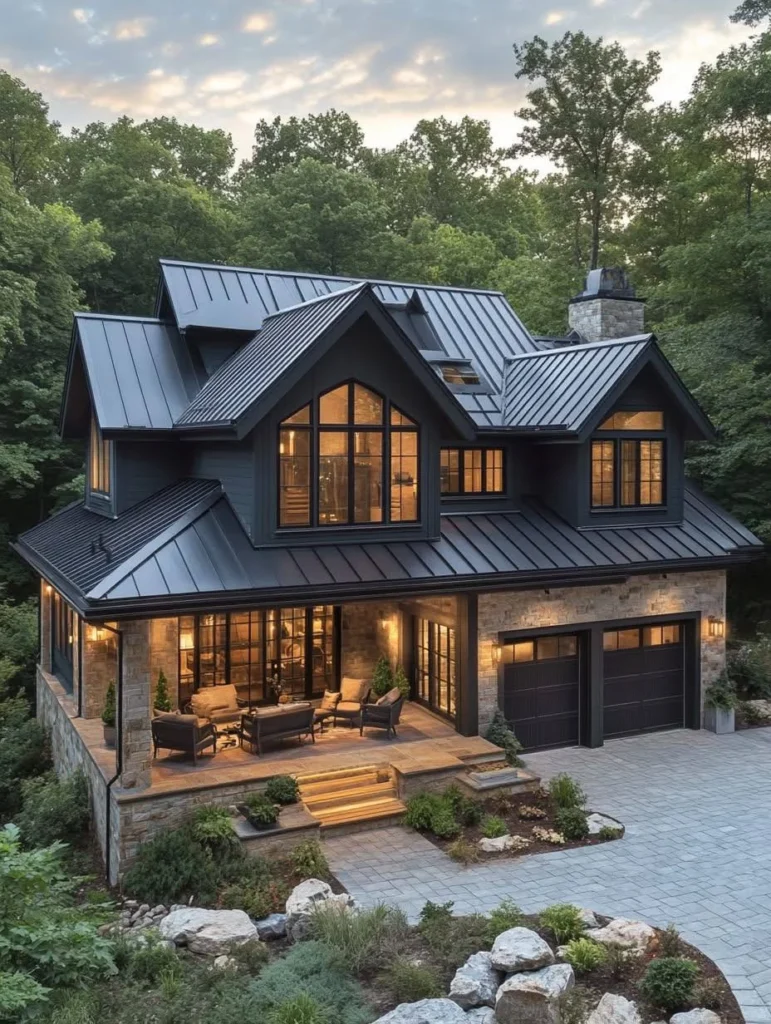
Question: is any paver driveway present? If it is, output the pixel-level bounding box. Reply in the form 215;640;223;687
324;727;771;1024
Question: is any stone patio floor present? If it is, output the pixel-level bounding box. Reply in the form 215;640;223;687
324;727;771;1024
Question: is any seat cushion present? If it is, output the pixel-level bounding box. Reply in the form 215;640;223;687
154;712;201;727
376;687;402;707
320;690;341;710
336;701;362;714
340;677;367;703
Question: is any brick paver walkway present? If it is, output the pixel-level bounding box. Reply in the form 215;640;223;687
324;728;771;1024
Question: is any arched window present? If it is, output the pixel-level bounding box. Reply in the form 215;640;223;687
278;382;419;528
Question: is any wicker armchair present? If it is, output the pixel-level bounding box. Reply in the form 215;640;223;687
151;713;217;763
359;693;404;739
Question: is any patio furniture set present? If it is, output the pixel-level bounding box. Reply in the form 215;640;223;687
150;676;404;763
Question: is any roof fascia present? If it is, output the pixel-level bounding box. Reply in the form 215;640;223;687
58;322;81;438
11;541;91;617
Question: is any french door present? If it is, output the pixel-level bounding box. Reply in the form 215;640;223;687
415;618;457;720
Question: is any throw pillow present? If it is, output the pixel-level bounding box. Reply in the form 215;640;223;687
340;676;366;703
320;690;341;710
376;687;401;707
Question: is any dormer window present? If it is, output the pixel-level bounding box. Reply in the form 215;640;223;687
89;416;112;498
591;410;664;509
438;363;481;386
278;382;419;528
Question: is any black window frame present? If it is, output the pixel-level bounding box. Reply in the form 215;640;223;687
591;410;666;511
88;415;113;500
414;617;457;721
440;447;506;496
51;590;75;693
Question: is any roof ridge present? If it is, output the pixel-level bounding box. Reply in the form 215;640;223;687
75;312;169;325
262;281;369;321
158;257;507;298
506;335;653;361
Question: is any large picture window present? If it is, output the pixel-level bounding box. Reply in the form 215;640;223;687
591;411;665;510
278;382;419;528
89;416;112;497
440;448;505;495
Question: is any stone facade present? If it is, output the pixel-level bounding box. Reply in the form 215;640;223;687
568;297;646;342
477;570;727;731
341;600;401;678
81;628;117;719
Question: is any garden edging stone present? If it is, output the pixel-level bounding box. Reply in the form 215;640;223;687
158;907;258;954
585;918;657;950
586;992;642;1024
372;997;469;1022
670;1011;722;1024
494;963;575;1024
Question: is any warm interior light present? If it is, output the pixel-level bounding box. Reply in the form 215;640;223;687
179;631;194;650
44;584;53;596
708;616;725;639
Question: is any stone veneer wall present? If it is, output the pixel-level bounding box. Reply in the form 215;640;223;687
477;570;727;731
568;297;646;342
341;601;401;678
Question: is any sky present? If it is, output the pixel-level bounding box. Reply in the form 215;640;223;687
0;0;757;160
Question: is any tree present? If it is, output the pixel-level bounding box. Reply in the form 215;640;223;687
732;0;771;24
141;116;235;191
0;71;60;194
512;32;661;268
238;110;365;182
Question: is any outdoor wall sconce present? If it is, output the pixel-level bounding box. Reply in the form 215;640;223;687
492;643;503;664
708;616;725;639
44;584;52;596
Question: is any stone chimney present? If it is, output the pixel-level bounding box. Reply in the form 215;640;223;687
568;268;645;343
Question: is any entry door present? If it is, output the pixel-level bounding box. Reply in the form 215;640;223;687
415;619;457;720
603;623;685;739
503;635;580;752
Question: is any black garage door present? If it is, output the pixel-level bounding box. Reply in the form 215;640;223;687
503;635;580;752
603;623;684;739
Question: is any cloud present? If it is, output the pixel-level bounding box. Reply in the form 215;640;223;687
200;71;250;93
545;12;567;25
199;33;219;46
71;8;93;24
243;12;275;32
113;18;153;41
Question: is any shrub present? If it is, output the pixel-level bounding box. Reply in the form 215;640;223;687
737;699;765;725
484;709;523;766
220;878;289;919
418;900;455;949
417;901;492;967
548;773;586;809
558;989;593;1024
444;784;482;826
598;825;623;840
705;673;738;710
554;806;589;841
268;993;331;1024
16;770;90;849
311;902;408;976
481;815;508;839
393;665;410;698
190;805;239;852
0;693;49;820
562;937;607;973
447;838;480;865
229;938;270;973
639;957;700;1012
371;656;394;697
101;682;116;728
153;670;172;712
404;792;460;839
692;977;724;1010
125;933;181;985
486;898;523;939
518;804;547;820
659;923;684;958
292;839;329;879
431;804;461;839
605;942;634;979
379;959;442;1002
265;775;299;805
728;636;771;698
539;904;584;944
242;793;280;828
0;970;49;1019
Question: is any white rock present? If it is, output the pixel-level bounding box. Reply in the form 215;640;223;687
495;963;575;1024
255;912;287;940
587;993;642;1024
211;954;238;971
490;927;555;973
464;1010;495;1024
159;908;258;955
372;998;469;1023
578;908;600;929
285;878;356;941
587;813;622;836
586;918;656;951
670;1011;722;1024
478;835;512;853
449;952;501;1009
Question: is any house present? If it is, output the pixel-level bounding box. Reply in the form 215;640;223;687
15;261;762;881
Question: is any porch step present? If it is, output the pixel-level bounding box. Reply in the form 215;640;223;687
302;780;397;812
295;763;386;788
297;764;405;833
298;767;391;801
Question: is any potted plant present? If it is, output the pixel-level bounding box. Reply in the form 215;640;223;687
153;669;172;714
237;793;280;831
371;656;394;697
102;681;116;748
704;674;737;734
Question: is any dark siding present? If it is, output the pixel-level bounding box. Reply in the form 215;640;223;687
192;440;255;537
532;442;580;525
115;441;190;514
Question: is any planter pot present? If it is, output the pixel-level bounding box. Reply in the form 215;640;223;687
236;803;279;831
103;724;116;748
705;706;735;734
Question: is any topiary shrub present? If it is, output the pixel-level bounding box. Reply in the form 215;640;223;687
101;682;116;728
484;710;523;766
265;775;299;805
548;773;586;809
153;670;172;713
371;656;394;697
16;770;90;849
481;815;508;839
554;806;589;840
539;904;584;944
562;937;607;973
639;957;700;1012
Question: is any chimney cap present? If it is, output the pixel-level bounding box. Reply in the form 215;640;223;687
571;267;644;304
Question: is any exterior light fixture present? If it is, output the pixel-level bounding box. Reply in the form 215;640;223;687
44;584;53;595
708;616;725;639
492;643;503;664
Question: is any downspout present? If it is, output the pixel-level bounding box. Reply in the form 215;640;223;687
99;623;123;887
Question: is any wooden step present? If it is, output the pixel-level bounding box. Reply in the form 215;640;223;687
302;780;396;812
316;797;406;830
298;770;391;800
295;763;385;787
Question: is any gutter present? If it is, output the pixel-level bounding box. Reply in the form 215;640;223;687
98;622;123;887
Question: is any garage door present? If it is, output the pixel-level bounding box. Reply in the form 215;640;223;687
603;623;684;739
503;635;580;752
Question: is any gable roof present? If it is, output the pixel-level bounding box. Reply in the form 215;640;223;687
63;314;199;434
175;281;477;439
502;336;715;440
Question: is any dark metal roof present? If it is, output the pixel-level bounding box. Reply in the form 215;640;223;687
159;259;537;428
74;314;199;431
176;283;366;427
503;337;651;432
16;479;762;616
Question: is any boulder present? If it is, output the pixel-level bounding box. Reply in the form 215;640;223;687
495;963;575;1024
490;927;555;973
372;998;469;1023
159;908;258;955
587;993;642;1024
670;1011;721;1024
285;878;356;941
464;1010;495;1024
578;908;600;929
586;813;622;836
585;918;656;951
478;835;513;854
211;954;238;971
449;951;501;1009
254;912;288;940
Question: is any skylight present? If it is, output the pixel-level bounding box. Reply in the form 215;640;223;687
437;362;481;386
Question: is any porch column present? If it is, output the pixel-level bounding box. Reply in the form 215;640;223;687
81;626;118;720
120;619;152;791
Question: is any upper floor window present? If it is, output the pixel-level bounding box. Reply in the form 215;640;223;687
440;448;505;495
279;382;419;528
89;416;112;497
591;410;664;509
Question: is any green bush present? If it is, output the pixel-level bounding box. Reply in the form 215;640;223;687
393;665;410;698
659;923;684;958
692;977;724;1010
404;792;460;839
190;805;239;853
311;902;408;976
484;709;523;766
431;804;461;838
268;993;331;1024
487;898;523;939
125;933;181;985
598;825;623;840
605;942;634;979
379;959;442;1002
101;682;116;728
229;938;270;973
0;970;49;1020
562;937;607;973
371;656;394;697
242;793;280;828
220;878;289;919
728;636;771;698
705;672;738;710
153;670;172;712
639;957;700;1012
447;838;480;864
444;784;483;826
548;773;586;809
265;775;299;805
16;770;90;849
292;839;329;879
539;904;584;944
0;692;49;820
418;900;455;949
554;806;589;841
481;815;508;839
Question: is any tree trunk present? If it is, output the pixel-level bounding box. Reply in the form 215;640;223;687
590;193;602;270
